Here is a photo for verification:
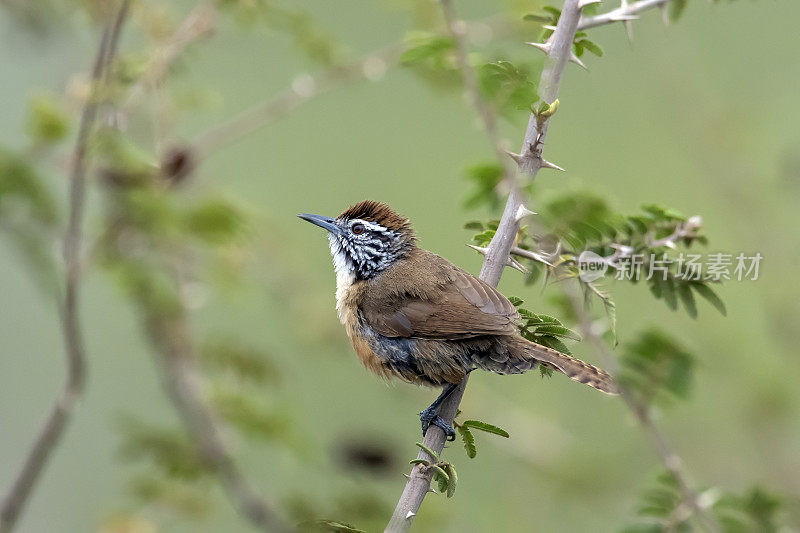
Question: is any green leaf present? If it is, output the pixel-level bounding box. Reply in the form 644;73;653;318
533;324;581;341
183;197;247;244
442;463;458;498
677;282;697;319
603;296;617;344
535;335;572;356
400;34;454;64
542;6;562;18
578;39;603;57
303;519;366;533
463;220;484;231
462;420;510;438
415;442;439;461
532;314;563;326
429;464;449;482
27;94;69;143
508;296;524;307
522;13;551;22
662;277;678;311
464;162;504;209
690;282;727;316
669;0;688;21
618;328;695;406
457;425;476;458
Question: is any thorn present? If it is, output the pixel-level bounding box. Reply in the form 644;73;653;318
403;473;411;479
515;204;537;222
542;24;557;31
525;41;552;55
579;0;602;7
618;0;634;42
467;244;488;256
468;244;528;273
509;257;529;274
428;487;438;494
549;241;562;263
659;3;670;26
406;511;416;520
540;158;565;172
623;19;634;42
569;51;588;70
505;150;524;165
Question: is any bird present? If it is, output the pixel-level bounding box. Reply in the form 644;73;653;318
299;200;618;439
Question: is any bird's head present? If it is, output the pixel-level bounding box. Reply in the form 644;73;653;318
299;200;417;281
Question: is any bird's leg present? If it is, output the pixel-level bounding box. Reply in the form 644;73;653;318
419;383;458;441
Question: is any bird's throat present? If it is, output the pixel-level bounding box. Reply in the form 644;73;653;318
329;234;356;323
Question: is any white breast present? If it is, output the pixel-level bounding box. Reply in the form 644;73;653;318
329;236;355;324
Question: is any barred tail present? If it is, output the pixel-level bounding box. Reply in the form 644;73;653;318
519;337;620;395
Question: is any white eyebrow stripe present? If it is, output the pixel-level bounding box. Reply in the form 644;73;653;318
356;220;389;233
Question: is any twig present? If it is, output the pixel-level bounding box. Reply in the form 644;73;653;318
578;0;674;31
563;284;720;532
142;308;290;532
188;16;513;164
191;44;402;160
119;3;217;120
385;1;587;530
0;3;131;531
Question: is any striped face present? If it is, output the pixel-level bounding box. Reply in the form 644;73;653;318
328;218;412;281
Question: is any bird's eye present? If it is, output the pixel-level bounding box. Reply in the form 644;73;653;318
351;223;365;235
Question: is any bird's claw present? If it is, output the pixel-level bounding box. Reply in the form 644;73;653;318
419;408;456;441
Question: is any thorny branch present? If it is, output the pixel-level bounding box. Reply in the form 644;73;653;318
386;0;586;529
579;0;674;33
0;2;131;532
388;0;702;529
563;285;720;532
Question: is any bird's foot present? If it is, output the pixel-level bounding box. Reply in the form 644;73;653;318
419;407;456;441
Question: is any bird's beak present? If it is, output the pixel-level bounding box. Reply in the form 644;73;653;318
298;213;341;235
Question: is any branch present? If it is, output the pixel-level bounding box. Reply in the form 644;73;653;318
0;3;131;531
190;44;402;161
119;3;218;120
186;15;513;167
563;284;720;532
578;0;674;32
386;1;586;530
142;307;290;532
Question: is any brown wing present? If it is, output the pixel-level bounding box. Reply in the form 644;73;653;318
360;249;519;339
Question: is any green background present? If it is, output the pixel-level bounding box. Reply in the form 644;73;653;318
1;1;799;531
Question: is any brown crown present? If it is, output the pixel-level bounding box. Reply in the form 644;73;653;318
339;200;414;235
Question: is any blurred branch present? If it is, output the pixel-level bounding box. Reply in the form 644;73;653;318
0;2;131;531
120;3;218;119
563;283;720;532
187;15;514;166
386;1;585;530
142;306;290;532
190;43;402;160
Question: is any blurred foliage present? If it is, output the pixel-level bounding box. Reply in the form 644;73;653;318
618;328;695;407
622;471;785;533
0;140;61;297
216;0;341;66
